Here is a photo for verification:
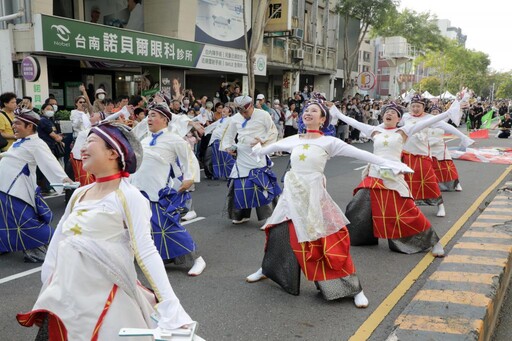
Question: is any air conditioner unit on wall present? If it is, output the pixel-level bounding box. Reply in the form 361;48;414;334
291;28;304;40
292;49;304;60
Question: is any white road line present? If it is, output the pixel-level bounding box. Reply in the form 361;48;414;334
0;266;42;284
181;217;205;225
0;218;205;285
353;165;367;171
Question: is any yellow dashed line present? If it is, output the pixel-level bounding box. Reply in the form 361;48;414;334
395;314;483;334
484;207;512;212
443;254;507;267
479;214;512;220
429;271;496;285
413;289;490;307
454;242;512;253
471;221;499;228
464;231;512;239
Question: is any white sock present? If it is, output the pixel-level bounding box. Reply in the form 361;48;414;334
436;203;446;217
246;268;266;282
354;291;369;308
432;242;445;257
188;256;206;276
455;183;462;191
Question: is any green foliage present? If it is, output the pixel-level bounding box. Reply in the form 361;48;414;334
54;110;71;121
371;8;445;52
495;73;512;99
417;40;490;94
416;76;441;94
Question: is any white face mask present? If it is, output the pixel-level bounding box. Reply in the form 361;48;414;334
183;99;190;105
52;104;58;112
98;94;106;100
44;110;55;118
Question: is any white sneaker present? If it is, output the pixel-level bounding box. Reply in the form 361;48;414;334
455;183;463;191
182;210;197;221
188;256;206;276
232;217;250;224
431;242;445;257
246;268;267;283
354;291;369;308
436;204;446;217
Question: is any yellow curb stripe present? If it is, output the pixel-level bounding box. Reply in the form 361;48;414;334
413;289;490;307
484;207;512;212
443;254;507;267
429;271;496;285
494;195;511;200
464;231;512;239
348;165;512;341
395;314;483;334
479;214;512;220
454;242;512;253
471;222;498;228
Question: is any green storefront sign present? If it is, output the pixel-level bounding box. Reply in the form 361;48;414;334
34;14;204;68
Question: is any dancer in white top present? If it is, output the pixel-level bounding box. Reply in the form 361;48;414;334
17;122;196;339
328;98;467;256
246;95;413;307
0;109;72;262
428;104;471;191
220;96;281;224
130;105;205;276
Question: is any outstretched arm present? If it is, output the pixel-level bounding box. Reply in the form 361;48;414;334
434;120;475;147
328;138;413;175
328;105;377;138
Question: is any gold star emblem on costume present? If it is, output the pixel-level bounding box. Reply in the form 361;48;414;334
299;154;307;161
70;224;82;235
303;144;310;150
383;141;389;147
76;210;87;216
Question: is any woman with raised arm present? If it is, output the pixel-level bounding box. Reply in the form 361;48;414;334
428;104;471;191
17;122;194;340
245;95;413;307
328;97;467;257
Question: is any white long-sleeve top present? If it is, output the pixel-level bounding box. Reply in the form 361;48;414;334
70;110;91;138
41;179;193;330
132;114;192;141
0;134;68;206
253;135;412;242
130;129;199;202
220;109;278;178
208;116;232;146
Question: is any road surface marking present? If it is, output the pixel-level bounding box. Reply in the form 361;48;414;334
429;271;495;285
413;289;490;307
394;314;483;334
0;267;42;284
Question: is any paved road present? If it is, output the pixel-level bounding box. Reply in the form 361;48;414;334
1;132;511;340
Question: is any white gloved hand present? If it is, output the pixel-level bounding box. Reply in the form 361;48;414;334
460;137;475;148
384;161;414;175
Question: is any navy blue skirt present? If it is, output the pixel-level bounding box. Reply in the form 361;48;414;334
210;140;235;180
230;165;282;210
142;188;196;260
0;188;53;252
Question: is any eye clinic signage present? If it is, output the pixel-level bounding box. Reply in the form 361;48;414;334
33;14;266;76
21;56;41;82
